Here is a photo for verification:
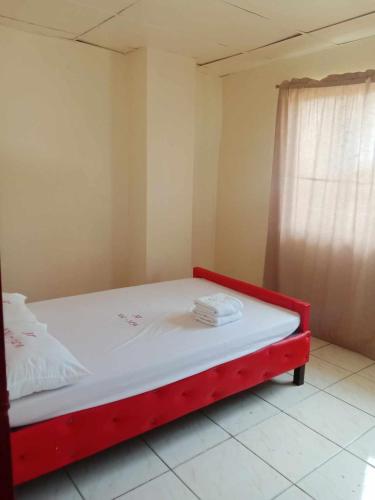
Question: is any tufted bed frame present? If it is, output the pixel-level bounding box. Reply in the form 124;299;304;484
0;266;310;498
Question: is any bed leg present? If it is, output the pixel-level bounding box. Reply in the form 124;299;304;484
293;365;305;386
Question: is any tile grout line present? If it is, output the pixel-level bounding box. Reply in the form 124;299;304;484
203;412;295;488
281;405;375;454
270;483;315;500
311;350;375;373
201;395;283;436
141;436;202;500
206;378;375;492
42;345;375;500
251;379;320;412
319;359;375;418
145;430;231;470
110;469;170;500
65;468;86;500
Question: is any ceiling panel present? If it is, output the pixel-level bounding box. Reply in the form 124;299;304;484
223;0;375;32
81;0;297;61
80;7;241;63
0;0;113;34
205;34;334;75
127;0;295;51
312;12;375;45
0;15;75;39
1;0;372;74
71;0;137;14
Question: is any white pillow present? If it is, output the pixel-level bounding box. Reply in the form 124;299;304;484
5;319;90;400
3;302;37;325
2;292;26;305
3;292;36;325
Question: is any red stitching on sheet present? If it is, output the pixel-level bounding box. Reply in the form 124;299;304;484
4;328;25;348
117;313;142;327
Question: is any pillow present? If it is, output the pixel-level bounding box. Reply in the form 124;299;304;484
5;319;90;400
2;292;26;305
3;302;37;325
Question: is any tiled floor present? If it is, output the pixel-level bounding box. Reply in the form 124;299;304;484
16;338;375;500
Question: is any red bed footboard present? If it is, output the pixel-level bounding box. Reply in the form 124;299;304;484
9;268;311;488
193;267;310;332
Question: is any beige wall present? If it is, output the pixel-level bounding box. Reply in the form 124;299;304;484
124;48;148;286
0;26;128;301
192;69;222;270
216;35;375;285
147;49;196;282
0;26;223;299
125;49;219;285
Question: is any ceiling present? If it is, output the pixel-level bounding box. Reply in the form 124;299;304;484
0;0;374;76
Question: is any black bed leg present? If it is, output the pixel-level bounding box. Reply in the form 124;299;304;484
293;365;305;386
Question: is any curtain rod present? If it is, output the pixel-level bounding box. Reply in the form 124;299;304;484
276;69;375;89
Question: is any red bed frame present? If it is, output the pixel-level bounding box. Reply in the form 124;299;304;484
0;267;310;498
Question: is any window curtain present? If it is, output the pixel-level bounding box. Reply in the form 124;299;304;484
264;70;375;359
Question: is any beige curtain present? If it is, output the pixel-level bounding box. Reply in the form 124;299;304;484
264;70;375;359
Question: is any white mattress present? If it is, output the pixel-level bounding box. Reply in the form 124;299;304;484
9;278;300;427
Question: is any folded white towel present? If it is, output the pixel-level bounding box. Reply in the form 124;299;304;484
194;309;242;327
194;293;243;317
193;304;236;318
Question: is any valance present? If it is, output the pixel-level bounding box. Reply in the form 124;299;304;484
277;69;375;89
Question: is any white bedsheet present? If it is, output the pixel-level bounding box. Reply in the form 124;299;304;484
9;278;300;427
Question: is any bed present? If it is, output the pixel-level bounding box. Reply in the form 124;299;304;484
0;267;310;493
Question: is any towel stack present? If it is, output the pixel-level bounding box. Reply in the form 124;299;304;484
193;293;243;326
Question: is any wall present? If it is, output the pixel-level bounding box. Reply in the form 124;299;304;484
216;35;375;285
124;48;148;286
146;49;196;282
192;69;222;270
0;26;223;299
124;49;222;285
0;26;128;301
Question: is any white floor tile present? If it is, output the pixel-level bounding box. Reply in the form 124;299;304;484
175;439;290;500
252;373;318;410
286;392;375;446
118;472;197;500
237;413;340;482
67;438;167;500
275;485;312;500
347;427;375;467
310;337;329;351
144;412;229;468
15;470;80;500
306;355;351;389
298;450;375;500
204;391;280;435
313;344;374;372
326;374;375;416
357;364;375;383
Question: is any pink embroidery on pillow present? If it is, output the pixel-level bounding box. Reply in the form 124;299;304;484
22;332;37;337
4;328;25;348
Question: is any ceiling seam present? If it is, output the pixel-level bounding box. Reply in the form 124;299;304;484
75;39;135;55
1;2;374;71
220;0;268;20
307;9;375;34
0;14;75;35
199;32;303;66
73;0;140;40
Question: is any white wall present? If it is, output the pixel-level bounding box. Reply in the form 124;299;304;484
124;48;148;286
0;25;223;299
0;26;128;301
147;49;196;282
192;69;222;270
216;35;375;285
